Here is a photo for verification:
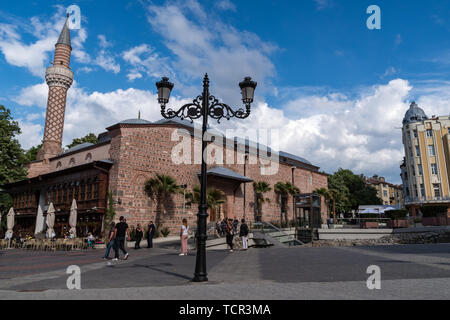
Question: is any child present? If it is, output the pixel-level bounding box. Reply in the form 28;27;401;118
87;233;96;249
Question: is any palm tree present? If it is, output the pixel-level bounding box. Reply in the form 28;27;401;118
144;174;181;228
314;187;330;217
327;189;339;218
253;182;272;222
275;182;300;226
314;188;339;219
190;186;226;221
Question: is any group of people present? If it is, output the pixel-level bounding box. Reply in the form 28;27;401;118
216;218;249;252
103;217;156;260
103;216;250;261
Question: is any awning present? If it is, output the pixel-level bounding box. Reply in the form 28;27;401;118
197;167;253;183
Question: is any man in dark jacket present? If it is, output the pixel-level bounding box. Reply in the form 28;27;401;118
239;219;249;250
147;221;155;248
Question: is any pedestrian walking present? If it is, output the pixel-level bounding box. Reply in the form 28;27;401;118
215;220;222;237
179;218;189;256
115;216;130;260
147;221;155;248
103;222;119;260
135;224;143;249
239;219;249;250
226;219;234;252
221;219;227;237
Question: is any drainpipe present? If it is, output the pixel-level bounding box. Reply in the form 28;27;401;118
243;153;249;221
291;166;297;226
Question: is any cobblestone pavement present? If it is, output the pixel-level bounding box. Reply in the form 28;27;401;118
1;243;450;299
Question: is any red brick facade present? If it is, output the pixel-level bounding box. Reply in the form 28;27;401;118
106;122;329;232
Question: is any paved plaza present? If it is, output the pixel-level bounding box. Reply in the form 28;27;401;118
1;243;450;299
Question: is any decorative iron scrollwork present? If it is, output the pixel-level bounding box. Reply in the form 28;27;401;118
162;95;250;123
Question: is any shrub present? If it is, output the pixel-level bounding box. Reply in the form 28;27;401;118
161;227;171;237
385;210;408;220
421;206;448;217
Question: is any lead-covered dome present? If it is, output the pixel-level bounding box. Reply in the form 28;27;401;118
403;102;428;125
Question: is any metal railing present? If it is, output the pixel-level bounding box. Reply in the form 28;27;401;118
252;221;303;246
405;196;450;205
328;217;393;229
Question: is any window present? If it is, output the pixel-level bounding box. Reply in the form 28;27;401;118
411;166;415;176
427;129;433;137
86;153;92;163
420;184;425;197
407;131;411;140
69;158;76;167
383;190;388;197
413;130;418;138
414;185;418;197
431;163;438;175
56;162;62;170
428;145;435;156
418;164;423;176
415;146;420;156
433;184;441;198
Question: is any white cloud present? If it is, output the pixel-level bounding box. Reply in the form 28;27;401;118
218;79;430;183
145;1;277;105
94;49;121;74
122;44;171;80
13;81;190;148
17;119;43;150
0;8;89;77
215;0;236;11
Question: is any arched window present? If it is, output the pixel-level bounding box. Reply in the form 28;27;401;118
56;162;62;170
86;153;93;163
69;158;76;167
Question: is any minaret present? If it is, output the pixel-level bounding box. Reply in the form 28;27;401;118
37;14;74;161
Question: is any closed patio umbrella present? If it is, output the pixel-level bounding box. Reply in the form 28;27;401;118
6;207;15;239
46;203;56;239
69;199;77;238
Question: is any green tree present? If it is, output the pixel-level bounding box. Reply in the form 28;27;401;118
328;169;382;215
144;174;181;228
0;106;28;232
66;133;98;149
253;182;272;222
24;144;42;163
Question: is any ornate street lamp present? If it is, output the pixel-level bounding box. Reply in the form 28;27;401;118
156;74;257;282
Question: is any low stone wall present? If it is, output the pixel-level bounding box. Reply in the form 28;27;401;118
311;226;450;247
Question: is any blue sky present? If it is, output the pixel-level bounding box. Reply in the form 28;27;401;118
0;0;449;183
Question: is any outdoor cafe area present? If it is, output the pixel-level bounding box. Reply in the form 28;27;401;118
328;205;410;229
1;199;104;251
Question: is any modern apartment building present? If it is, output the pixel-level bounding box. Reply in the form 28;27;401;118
400;102;450;216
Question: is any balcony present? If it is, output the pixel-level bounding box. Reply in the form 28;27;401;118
404;196;450;205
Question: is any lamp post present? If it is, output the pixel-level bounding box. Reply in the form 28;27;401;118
156;74;257;282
